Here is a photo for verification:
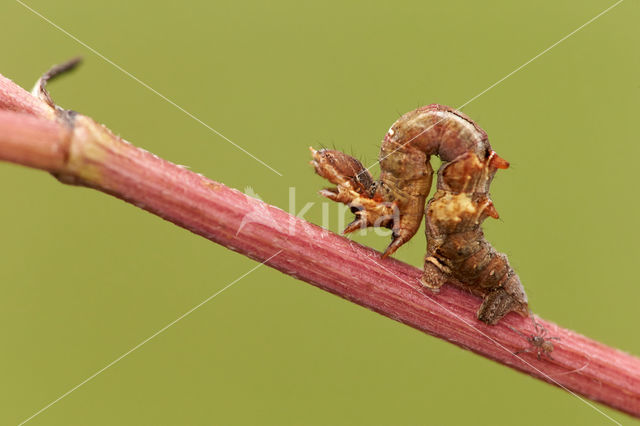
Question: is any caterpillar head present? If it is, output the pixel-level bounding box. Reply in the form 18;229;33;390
310;147;396;234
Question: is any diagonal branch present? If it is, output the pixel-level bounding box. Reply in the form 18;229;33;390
0;71;638;420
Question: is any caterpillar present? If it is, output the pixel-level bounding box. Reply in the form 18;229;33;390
310;104;529;324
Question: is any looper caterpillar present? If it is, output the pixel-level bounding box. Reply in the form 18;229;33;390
310;104;528;324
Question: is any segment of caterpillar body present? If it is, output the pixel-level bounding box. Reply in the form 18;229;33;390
422;151;528;323
310;104;528;324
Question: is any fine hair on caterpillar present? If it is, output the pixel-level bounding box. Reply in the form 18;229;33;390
310;104;528;325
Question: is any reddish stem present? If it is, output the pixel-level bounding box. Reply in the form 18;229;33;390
0;110;69;171
0;73;638;420
0;74;55;119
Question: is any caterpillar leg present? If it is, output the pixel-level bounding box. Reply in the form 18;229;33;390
477;288;529;325
420;256;449;293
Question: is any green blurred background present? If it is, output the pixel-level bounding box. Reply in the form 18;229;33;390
1;0;638;424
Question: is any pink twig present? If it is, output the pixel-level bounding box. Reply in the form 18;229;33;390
0;72;638;419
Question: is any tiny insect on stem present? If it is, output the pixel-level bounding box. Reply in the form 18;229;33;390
509;319;561;361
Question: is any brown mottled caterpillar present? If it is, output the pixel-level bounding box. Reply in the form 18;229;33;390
310;104;528;324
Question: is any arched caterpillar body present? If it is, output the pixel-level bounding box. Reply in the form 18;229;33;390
310;104;528;324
